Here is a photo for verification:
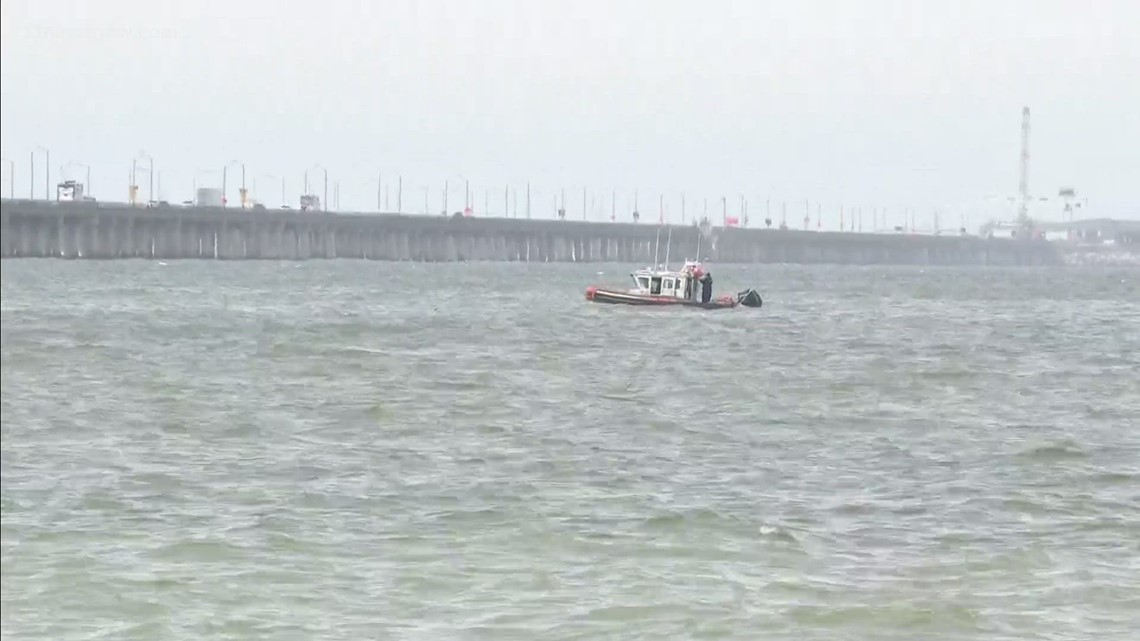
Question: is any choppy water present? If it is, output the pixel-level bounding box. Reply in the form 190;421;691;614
2;260;1139;640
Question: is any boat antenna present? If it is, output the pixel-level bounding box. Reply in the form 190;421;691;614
653;226;661;268
664;225;673;269
695;224;702;265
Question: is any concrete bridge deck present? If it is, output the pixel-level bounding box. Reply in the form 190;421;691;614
0;200;1062;266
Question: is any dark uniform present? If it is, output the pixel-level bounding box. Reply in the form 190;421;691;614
700;272;713;303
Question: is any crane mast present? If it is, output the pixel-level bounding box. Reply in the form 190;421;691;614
1017;106;1031;231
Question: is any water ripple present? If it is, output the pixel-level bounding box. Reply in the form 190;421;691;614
2;260;1139;640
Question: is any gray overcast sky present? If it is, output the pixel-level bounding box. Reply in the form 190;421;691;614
2;0;1137;227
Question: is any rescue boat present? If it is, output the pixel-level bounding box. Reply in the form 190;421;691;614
585;260;763;309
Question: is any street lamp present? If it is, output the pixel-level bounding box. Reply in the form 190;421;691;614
134;151;154;203
303;164;328;211
443;174;468;214
221;159;243;208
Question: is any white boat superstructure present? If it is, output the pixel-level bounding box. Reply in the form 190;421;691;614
628;259;706;302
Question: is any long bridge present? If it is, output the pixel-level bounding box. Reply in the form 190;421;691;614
0;199;1062;266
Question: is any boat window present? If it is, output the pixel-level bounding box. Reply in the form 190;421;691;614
663;278;675;291
650;277;662;294
636;276;650;290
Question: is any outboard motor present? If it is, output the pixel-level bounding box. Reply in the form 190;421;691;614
737;289;763;308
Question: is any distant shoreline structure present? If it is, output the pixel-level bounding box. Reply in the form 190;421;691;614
1;199;1076;266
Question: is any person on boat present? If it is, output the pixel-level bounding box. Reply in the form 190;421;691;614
700;270;713;303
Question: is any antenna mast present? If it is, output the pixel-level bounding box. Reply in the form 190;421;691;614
694;220;703;265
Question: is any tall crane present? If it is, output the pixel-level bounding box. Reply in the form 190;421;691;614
1017;106;1032;233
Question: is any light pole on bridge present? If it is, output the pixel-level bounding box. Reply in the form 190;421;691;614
221;160;243;208
304;164;328;211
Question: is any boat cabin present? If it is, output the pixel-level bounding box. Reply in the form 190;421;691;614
629;260;706;302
